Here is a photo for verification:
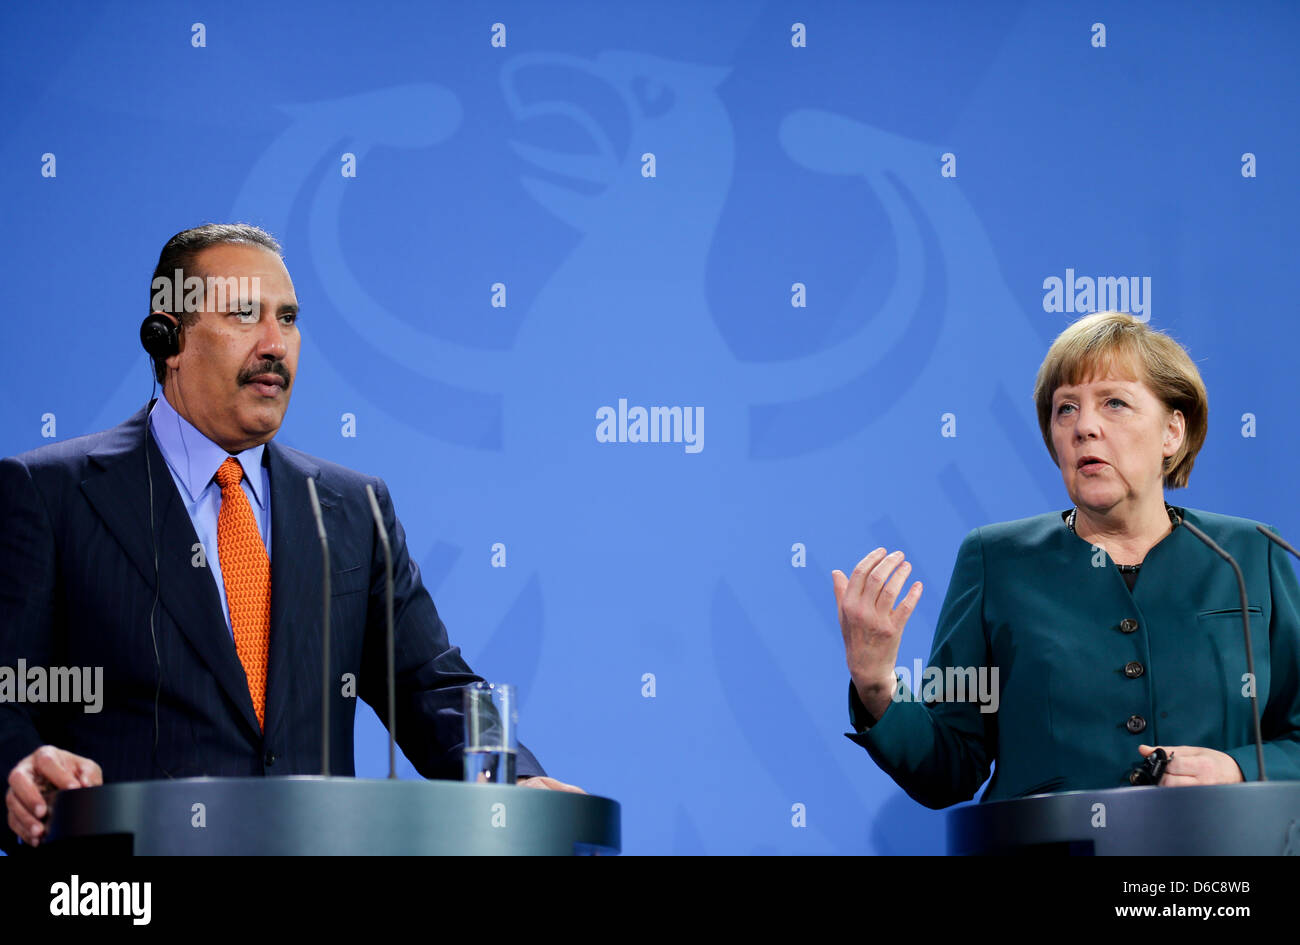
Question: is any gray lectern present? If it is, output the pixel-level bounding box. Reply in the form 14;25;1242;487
45;777;620;855
948;782;1300;855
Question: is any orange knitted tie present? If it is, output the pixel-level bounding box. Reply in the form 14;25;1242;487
215;457;270;730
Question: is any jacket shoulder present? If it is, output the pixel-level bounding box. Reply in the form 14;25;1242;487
8;429;122;469
969;511;1068;554
1177;506;1278;561
967;506;1272;559
271;442;385;494
1179;506;1268;535
3;411;146;489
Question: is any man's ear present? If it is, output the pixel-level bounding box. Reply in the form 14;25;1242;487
160;324;184;379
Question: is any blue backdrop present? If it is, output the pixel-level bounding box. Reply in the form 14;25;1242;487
2;1;1297;854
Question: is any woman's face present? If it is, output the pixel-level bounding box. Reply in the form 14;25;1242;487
1050;371;1185;515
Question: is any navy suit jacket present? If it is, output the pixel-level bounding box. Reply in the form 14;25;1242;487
0;402;542;850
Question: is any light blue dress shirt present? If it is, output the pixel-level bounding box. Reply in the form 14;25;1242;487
148;395;272;639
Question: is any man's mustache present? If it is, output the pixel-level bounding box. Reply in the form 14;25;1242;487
238;361;291;388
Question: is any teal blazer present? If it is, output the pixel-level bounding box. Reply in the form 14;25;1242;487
846;506;1300;808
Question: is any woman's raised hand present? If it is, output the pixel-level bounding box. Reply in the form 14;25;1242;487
833;548;923;723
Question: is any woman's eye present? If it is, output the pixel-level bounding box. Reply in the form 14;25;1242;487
1107;398;1127;408
1056;403;1075;416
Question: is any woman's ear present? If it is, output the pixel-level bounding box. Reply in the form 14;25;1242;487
1163;408;1186;456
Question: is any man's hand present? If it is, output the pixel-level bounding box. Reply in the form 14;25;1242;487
517;776;586;794
6;746;102;847
1138;744;1245;786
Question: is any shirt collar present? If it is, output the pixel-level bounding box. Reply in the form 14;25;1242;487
148;394;268;509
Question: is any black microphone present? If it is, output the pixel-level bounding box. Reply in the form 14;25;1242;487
1175;512;1267;781
305;477;331;777
1257;523;1300;562
365;484;397;780
1255;525;1300;774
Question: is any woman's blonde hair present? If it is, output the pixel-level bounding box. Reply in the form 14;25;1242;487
1033;311;1208;489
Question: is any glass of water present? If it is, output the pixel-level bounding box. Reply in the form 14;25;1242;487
463;682;517;784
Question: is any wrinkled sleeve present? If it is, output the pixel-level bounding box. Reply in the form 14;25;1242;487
0;458;57;853
844;528;996;808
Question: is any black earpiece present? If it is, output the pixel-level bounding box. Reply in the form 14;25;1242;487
140;311;180;360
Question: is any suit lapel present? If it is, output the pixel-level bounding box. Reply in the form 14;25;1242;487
264;442;337;740
80;402;262;738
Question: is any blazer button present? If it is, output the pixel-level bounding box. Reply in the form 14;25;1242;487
1124;661;1145;679
1125;715;1146;734
264;750;277;767
1120;618;1139;634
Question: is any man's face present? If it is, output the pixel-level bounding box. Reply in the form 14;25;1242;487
163;242;300;452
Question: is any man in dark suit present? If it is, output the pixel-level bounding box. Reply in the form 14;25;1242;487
2;224;577;850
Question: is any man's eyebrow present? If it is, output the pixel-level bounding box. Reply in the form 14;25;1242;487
232;299;298;314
